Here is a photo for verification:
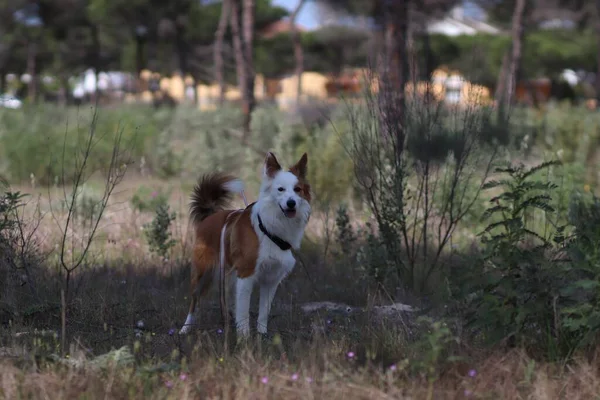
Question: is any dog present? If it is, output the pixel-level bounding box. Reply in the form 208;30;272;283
179;152;311;338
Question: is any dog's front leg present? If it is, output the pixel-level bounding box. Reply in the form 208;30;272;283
257;280;280;335
235;276;254;338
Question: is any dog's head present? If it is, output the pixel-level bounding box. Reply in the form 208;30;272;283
260;152;311;220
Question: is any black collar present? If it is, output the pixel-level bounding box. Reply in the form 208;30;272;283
257;213;292;251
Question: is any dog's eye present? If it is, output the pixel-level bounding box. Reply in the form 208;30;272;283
277;187;285;192
294;187;301;193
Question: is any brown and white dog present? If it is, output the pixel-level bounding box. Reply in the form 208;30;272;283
179;152;311;338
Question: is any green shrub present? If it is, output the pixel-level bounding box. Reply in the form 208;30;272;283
0;105;165;184
462;161;568;354
143;202;177;259
130;186;170;213
344;90;499;295
561;192;600;348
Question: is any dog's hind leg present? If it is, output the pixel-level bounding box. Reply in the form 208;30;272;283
180;244;216;335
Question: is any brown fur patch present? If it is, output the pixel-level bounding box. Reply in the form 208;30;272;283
227;204;259;278
188;206;259;301
265;152;282;178
289;153;312;203
190;173;237;224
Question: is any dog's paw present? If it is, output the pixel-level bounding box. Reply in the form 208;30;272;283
179;325;192;335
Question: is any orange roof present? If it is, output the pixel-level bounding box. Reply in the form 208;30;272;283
260;19;307;39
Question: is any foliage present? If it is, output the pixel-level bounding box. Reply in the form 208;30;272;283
131;185;170;213
345;87;499;295
561;192;600;348
0;105;163;184
427;29;597;87
462;160;568;353
144;201;177;259
409;317;461;385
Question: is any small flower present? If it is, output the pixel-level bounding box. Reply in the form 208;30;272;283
168;328;176;336
217;328;223;335
389;364;397;371
326;319;332;325
261;376;269;384
165;380;173;388
151;191;158;198
468;369;477;378
180;373;188;381
218;357;224;363
584;184;591;193
464;389;472;397
291;373;299;381
347;351;355;359
305;377;313;383
137;320;144;328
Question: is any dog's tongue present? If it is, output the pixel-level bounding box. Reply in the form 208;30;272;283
284;209;297;218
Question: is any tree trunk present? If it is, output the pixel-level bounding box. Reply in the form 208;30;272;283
494;52;509;106
26;39;37;103
500;0;527;121
59;75;70;106
230;0;246;106
0;69;5;94
596;0;600;108
215;0;231;105
290;0;306;105
90;24;101;103
241;0;256;141
175;19;189;98
231;0;256;141
385;1;409;161
135;34;146;93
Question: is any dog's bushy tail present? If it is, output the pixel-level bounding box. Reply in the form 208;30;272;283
190;172;244;224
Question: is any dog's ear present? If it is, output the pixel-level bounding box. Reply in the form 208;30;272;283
264;152;282;179
289;153;308;180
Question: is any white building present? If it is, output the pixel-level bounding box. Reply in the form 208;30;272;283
427;4;500;36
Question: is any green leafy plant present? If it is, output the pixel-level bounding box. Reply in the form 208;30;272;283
410;316;461;397
561;192;600;348
464;160;566;351
144;203;177;259
131;186;170;213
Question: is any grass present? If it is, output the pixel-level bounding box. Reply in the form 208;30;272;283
3;101;600;399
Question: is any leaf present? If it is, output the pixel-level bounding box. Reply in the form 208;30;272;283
521;160;561;180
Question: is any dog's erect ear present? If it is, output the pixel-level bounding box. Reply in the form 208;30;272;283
289;153;308;180
264;152;282;178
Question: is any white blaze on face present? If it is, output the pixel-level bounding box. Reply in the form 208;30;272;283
270;171;301;218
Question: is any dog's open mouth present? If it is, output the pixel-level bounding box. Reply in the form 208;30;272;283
280;206;297;218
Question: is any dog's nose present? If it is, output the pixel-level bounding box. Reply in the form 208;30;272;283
286;199;296;209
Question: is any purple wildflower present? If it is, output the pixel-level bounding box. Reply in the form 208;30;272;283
291;373;299;381
464;389;472;397
389;364;397;371
180;373;188;381
261;376;269;384
168;328;176;336
468;369;477;378
217;328;223;335
347;351;355;358
165;380;173;388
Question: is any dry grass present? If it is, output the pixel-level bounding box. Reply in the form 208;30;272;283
4;174;600;400
2;345;600;399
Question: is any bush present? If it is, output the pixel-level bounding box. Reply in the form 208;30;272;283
344;86;500;296
144;202;177;260
561;192;600;349
460;161;571;355
0;105;163;184
131;186;171;213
